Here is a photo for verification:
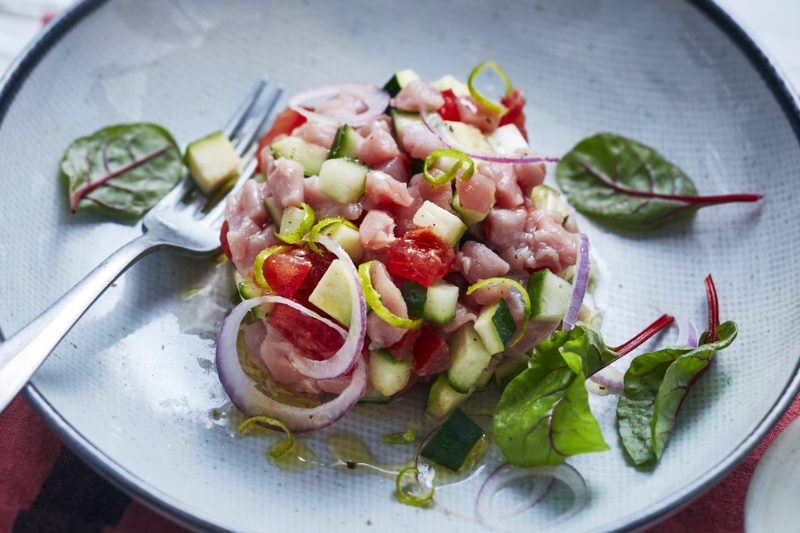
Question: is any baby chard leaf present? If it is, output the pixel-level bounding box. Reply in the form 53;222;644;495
556;134;761;232
493;324;617;467
617;321;738;466
61;123;182;219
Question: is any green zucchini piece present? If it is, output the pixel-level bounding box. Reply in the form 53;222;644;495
401;280;427;320
446;322;493;393
328;124;364;160
493;354;531;390
473;299;516;355
423;280;459;324
358;390;392;404
318;157;370;204
425;373;472;420
420;408;484;471
270;136;328;177
527;269;573;322
368;349;412;396
383;69;421;98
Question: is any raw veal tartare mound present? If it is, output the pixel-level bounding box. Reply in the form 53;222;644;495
216;65;590;433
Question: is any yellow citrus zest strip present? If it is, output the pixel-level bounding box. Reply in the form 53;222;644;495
395;467;434;507
274;202;315;244
467;61;513;115
238;415;294;459
423;148;475;186
359;261;423;330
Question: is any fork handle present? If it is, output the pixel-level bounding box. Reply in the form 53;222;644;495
0;234;158;414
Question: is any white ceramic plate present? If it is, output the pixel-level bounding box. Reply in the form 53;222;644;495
744;417;800;532
1;1;800;532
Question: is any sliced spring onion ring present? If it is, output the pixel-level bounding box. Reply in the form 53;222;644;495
395;467;434;507
359;261;423;330
286;236;367;379
562;234;590;331
216;296;367;432
419;109;559;165
308;217;358;254
475;462;587;530
466;277;531;347
253;245;292;292
288;83;390;127
383;428;416;445
467;61;513;115
423;149;475;185
274;202;315;244
238;415;294;458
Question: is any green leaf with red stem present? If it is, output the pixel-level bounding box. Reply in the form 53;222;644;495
61;123;182;219
556;133;762;232
617;321;737;465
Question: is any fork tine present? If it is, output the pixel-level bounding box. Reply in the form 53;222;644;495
224;76;268;139
233;84;285;158
204;157;259;224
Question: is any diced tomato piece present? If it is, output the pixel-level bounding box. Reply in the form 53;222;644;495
499;89;528;141
385;330;420;363
262;249;312;298
437;89;460;121
300;248;336;291
268;301;345;360
413;326;451;376
256;107;308;171
387;228;456;287
220;220;233;263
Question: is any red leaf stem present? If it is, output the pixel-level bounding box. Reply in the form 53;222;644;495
611;313;675;356
578;159;762;205
705;275;719;343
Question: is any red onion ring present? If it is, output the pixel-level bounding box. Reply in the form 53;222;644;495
588;365;625;395
216;296;367;432
563;233;590;331
476;462;587;531
286;235;366;379
657;305;699;348
288;83;390;127
420;110;559;164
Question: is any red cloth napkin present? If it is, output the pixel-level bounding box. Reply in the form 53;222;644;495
1;393;799;533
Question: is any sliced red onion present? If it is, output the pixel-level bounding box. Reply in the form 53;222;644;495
563;233;590;331
286;235;366;379
420;110;559;164
476;462;587;530
288;83;389;127
216;297;367;432
588;365;625;395
657;305;699;348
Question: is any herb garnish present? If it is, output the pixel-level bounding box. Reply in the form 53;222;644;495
493;314;672;468
556;133;762;231
617;275;736;465
61;123;182;219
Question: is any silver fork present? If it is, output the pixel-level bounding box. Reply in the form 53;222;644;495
0;77;283;414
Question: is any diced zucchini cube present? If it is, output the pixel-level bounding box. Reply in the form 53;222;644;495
186;131;241;193
530;185;571;219
423;280;459;324
383;69;421;97
425;373;472;420
308;259;353;327
474;299;516;355
432;75;470;97
412;200;467;247
527;269;573;322
320;222;364;262
263;196;284;225
318;158;370;204
420;408;485;471
445;121;494;153
447;322;493;393
368;349;412;396
279;205;306;236
328;124;364;160
390;109;423;139
486;124;530;155
451;191;491;225
270;136;329;177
